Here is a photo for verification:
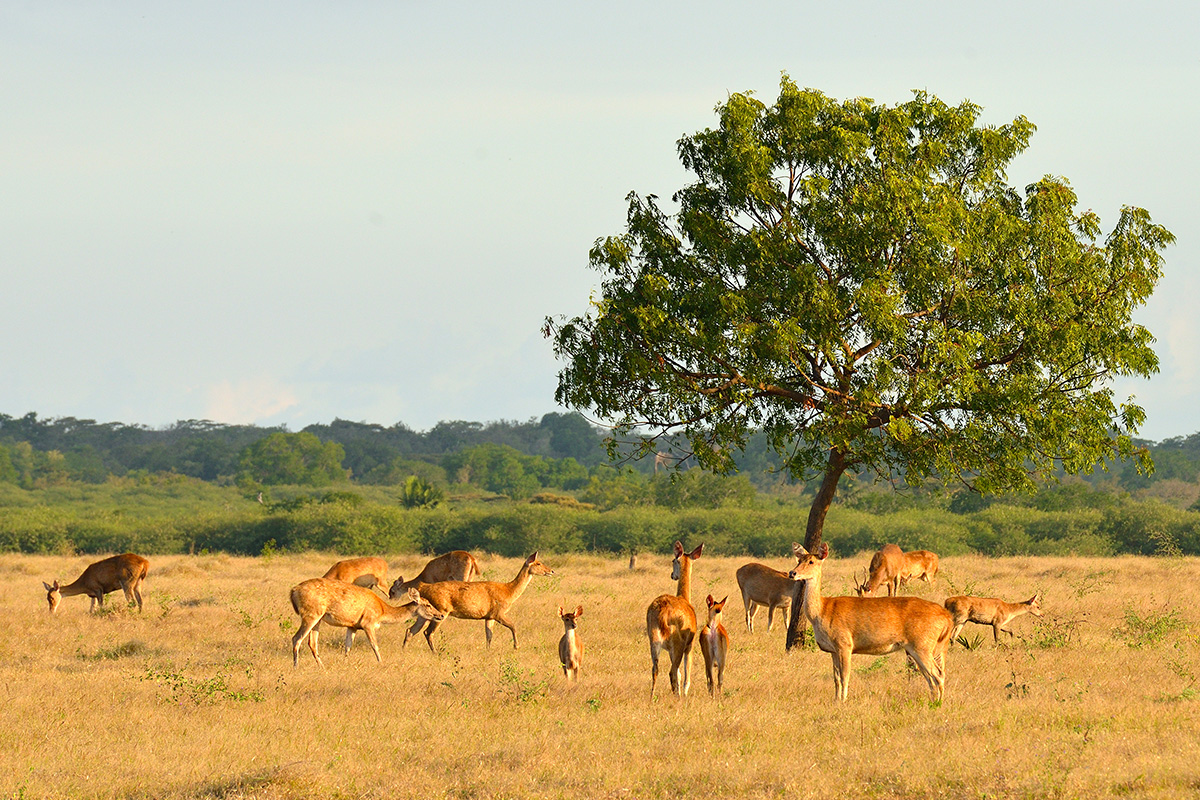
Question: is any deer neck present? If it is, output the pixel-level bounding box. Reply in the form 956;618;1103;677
505;562;534;603
800;567;825;622
59;580;89;598
675;558;692;603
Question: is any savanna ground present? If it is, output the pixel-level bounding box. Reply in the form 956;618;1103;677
2;550;1199;799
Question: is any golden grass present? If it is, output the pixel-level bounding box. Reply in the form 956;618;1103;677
3;551;1200;799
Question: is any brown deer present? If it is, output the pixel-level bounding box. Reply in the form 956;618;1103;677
290;580;443;667
557;604;583;682
735;561;796;632
854;544;904;596
646;541;703;699
388;550;481;601
788;542;953;702
699;594;729;697
944;595;1042;644
322;556;389;593
898;550;940;589
44;553;149;613
403;552;554;652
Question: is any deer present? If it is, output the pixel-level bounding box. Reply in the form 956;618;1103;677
44;553;149;613
853;543;904;597
388;550;481;601
735;560;796;632
788;542;954;702
557;604;583;682
898;550;940;589
290;579;444;667
699;594;729;697
646;541;703;699
944;595;1043;644
322;556;390;594
403;552;554;652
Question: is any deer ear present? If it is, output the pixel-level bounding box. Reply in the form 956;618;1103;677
575;605;583;618
528;551;539;562
673;541;684;556
792;542;807;557
43;581;54;592
706;594;715;607
557;605;564;616
689;544;704;559
818;542;829;560
719;595;728;606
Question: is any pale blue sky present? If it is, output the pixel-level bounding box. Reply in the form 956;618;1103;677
2;2;1197;440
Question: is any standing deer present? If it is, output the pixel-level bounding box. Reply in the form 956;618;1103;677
788;542;953;702
388;550;481;600
404;552;554;652
323;556;389;593
944;595;1042;644
898;550;940;589
735;561;796;632
557;604;583;682
290;580;443;667
854;544;904;596
699;594;729;697
44;553;149;613
646;541;703;699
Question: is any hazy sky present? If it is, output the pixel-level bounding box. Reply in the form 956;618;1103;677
3;2;1197;441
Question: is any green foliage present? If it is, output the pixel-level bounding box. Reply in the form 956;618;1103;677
401;475;444;509
1113;604;1186;649
140;661;265;705
548;75;1173;552
236;432;347;487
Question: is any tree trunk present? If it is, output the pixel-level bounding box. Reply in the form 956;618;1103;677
786;447;847;651
628;552;637;570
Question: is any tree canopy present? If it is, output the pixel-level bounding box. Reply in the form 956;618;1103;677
548;76;1174;557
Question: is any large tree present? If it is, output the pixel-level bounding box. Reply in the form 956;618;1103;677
546;76;1173;642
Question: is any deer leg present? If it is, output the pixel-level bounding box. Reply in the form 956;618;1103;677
133;580;144;612
293;617;320;667
667;641;685;696
766;603;777;633
993;622;1002;643
404;617;428;648
484;619;495;648
950;623;964;643
422;618;442;653
495;614;519;649
344;628;356;656
832;649;852;701
649;637;663;699
744;596;756;632
906;646;938;701
680;632;694;696
364;627;382;663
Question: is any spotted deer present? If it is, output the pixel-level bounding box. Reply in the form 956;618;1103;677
557;604;583;682
944;595;1042;644
44;553;149;613
700;594;729;697
789;543;953;702
290;580;443;667
646;541;703;699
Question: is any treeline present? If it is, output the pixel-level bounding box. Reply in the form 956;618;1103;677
6;410;1200;497
2;479;1198;558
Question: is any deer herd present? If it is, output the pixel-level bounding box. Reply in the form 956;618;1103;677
41;541;1044;704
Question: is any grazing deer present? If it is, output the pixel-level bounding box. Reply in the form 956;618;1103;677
944;595;1042;644
322;556;390;593
898;550;940;589
735;561;796;632
290;580;443;667
700;594;729;697
44;553;149;613
646;541;703;699
557;604;583;682
788;542;953;702
388;550;481;601
404;552;554;652
854;544;904;596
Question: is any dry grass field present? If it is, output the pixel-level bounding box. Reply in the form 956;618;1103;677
3;550;1199;799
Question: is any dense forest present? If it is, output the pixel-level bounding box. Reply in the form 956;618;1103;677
4;410;1200;558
